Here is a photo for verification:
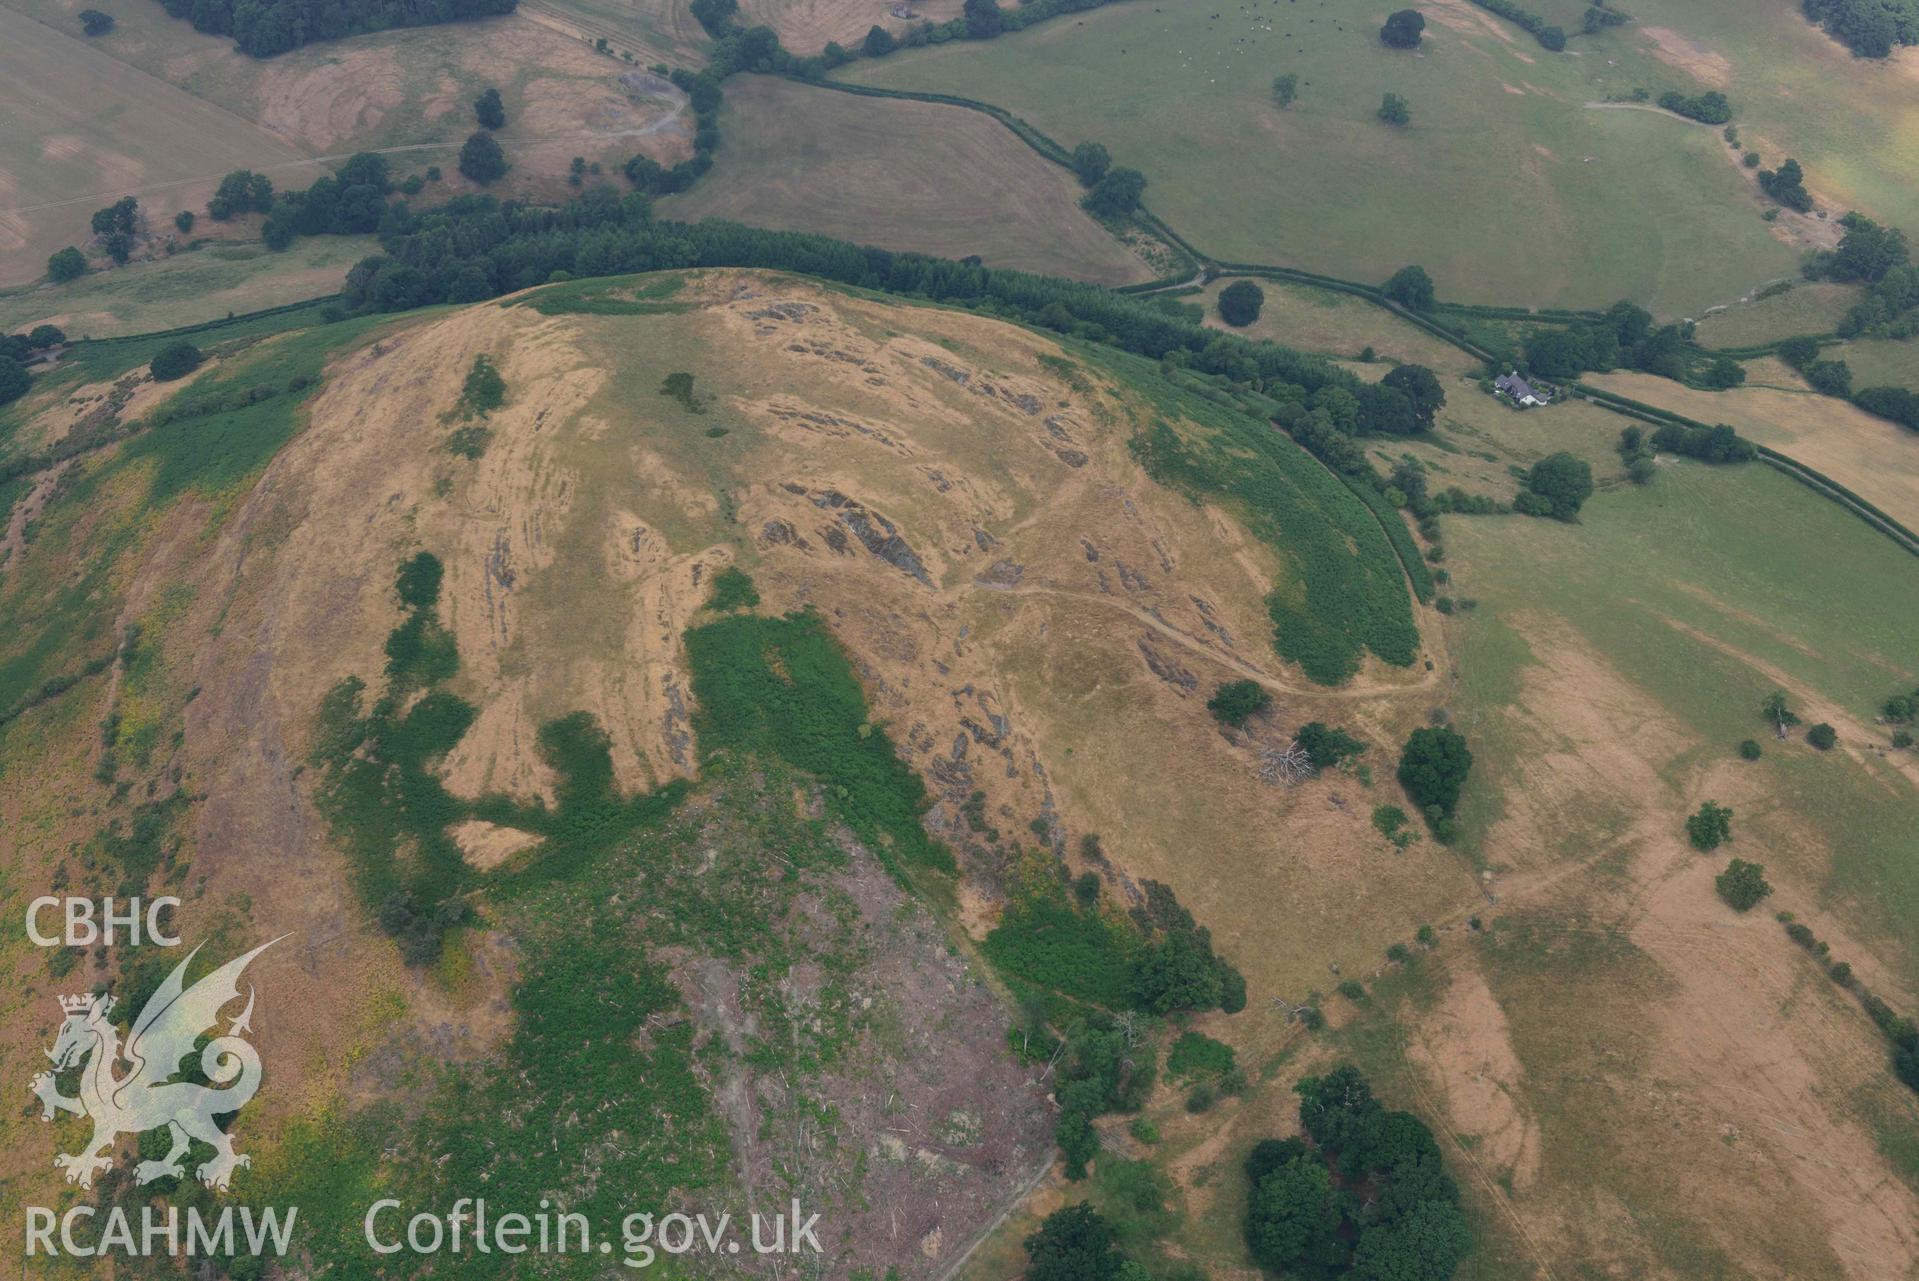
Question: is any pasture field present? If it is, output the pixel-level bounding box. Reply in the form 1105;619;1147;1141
1367;373;1627;502
1413;445;1919;1278
1839;336;1919;396
1197;276;1482;375
0;4;304;287
735;0;964;54
838;0;1803;313
0;235;374;338
517;0;709;66
658;77;1152;283
0;0;684;285
1586;369;1919;530
1622;0;1919;240
1692;282;1861;348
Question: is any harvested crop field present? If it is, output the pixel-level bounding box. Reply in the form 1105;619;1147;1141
658;77;1152;285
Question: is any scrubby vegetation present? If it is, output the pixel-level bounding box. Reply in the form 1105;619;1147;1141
1801;0;1919;57
686;611;952;875
1715;858;1773;912
1218;280;1265;327
1243;1065;1471;1279
1397;726;1473;841
148;0;516;57
1296;721;1365;770
1686;800;1733;851
1207;679;1271;727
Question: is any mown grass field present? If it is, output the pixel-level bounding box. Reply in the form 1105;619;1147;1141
658;77;1151;284
1692;282;1861;348
1840;336;1919;396
1586;370;1919;530
839;0;1799;313
0;235;373;338
1622;0;1919;239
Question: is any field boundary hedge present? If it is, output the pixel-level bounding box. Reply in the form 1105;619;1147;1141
1575;383;1919;556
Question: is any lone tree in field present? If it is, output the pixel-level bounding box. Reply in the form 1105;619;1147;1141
862;24;895;55
47;247;87;283
459;132;509;184
1398;726;1473;840
1271;73;1299;108
1208;679;1271;728
1382;264;1435;310
1686;800;1733;851
474;87;506;130
1761;690;1800;735
1379;93;1412;126
1807;722;1838;750
1071;141;1112;187
1218;280;1266;327
1380;8;1425;47
1715;859;1772;912
149;340;203;382
1520;452;1595;521
78;8;114;34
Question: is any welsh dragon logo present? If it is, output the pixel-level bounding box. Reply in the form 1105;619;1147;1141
31;939;280;1191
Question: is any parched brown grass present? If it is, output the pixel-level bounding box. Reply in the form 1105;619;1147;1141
0;4;684;285
0;5;303;287
735;0;963;54
658;77;1153;285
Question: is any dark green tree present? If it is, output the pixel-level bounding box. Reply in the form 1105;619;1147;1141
1397;726;1473;822
0;357;28;408
459;132;508;185
1522;452;1594;520
862;23;895;55
1380;8;1425;46
47;247;87;282
1244;1156;1344;1274
149;340;204;381
1081;167;1146;218
1383;264;1435;310
1208;679;1271;727
474;86;506;130
1071;141;1112;187
1686;800;1732;851
1379;93;1411;126
1024;1204;1126;1281
1218;280;1266;327
1715;858;1772;911
963;0;1002;38
1382;364;1445;430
